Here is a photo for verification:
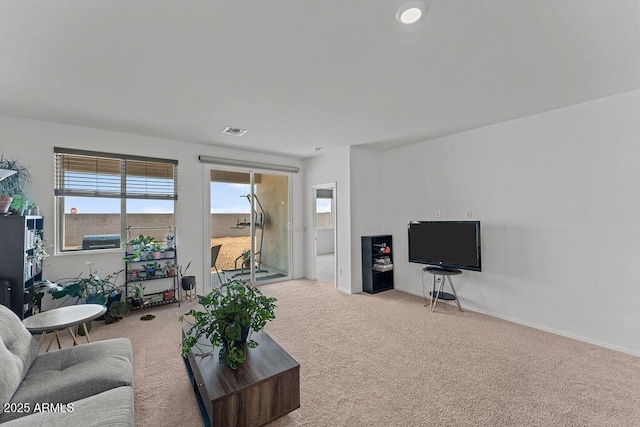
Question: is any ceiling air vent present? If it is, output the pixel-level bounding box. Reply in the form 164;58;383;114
223;126;248;136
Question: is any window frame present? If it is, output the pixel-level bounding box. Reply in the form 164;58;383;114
54;148;178;254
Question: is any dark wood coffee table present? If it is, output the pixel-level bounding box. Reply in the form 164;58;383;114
183;329;300;427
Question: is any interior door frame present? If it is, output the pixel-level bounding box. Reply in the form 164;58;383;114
203;164;293;289
311;182;337;288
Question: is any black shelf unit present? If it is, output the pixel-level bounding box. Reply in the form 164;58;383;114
0;215;44;318
124;248;179;309
361;234;394;294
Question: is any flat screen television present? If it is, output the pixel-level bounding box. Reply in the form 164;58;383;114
407;221;481;272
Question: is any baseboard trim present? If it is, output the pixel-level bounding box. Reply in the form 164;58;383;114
395;286;640;358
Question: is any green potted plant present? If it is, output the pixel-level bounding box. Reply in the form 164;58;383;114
127;234;156;260
23;280;59;315
0;154;32;214
180;280;277;369
130;283;155;321
123;252;141;262
9;193;28;214
141;262;161;277
165;261;177;277
151;241;164;259
51;262;129;328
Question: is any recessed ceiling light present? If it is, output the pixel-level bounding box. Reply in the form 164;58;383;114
396;1;426;24
222;126;247;136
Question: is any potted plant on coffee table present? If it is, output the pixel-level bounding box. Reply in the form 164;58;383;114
180;279;277;369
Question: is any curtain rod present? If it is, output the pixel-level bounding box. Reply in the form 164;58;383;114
198;155;300;173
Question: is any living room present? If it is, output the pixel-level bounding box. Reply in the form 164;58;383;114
2;1;640;426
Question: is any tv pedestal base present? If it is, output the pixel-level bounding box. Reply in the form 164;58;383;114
424;267;463;312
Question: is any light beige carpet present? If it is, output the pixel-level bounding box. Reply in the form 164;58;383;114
61;280;640;426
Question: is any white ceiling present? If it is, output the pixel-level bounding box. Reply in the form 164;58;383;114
1;1;639;158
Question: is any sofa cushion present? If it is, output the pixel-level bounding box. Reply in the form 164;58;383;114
1;386;135;427
1;338;133;423
0;305;39;404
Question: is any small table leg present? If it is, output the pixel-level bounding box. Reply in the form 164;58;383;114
447;276;463;312
430;274;436;310
431;278;445;312
81;322;92;343
45;330;63;352
45;331;56;352
68;327;80;346
53;330;62;350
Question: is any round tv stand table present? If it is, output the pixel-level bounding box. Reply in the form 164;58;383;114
424;267;463;312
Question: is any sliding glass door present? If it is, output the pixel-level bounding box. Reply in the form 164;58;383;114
208;167;290;287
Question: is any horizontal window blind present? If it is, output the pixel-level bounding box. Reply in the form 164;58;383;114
316;189;333;199
54;148;178;200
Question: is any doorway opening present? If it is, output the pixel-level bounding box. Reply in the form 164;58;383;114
312;183;337;284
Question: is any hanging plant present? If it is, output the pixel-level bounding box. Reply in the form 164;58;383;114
33;233;49;268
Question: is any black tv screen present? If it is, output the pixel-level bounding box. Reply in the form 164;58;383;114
408;221;481;272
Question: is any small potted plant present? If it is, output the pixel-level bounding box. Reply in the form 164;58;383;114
0;154;32;214
162;288;175;302
9;193;28;215
127;268;140;280
131;234;156;260
123;252;141;263
151;241;164;259
180;280;277;369
165;261;177;277
130;283;155;321
178;261;195;291
141;262;161;277
163;247;176;259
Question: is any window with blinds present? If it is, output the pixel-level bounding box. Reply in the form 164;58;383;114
54;148;178;252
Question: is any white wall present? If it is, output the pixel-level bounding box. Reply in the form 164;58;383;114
316;228;334;255
0;115;304;308
349;146;385;293
382;90;640;355
303;147;351;293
